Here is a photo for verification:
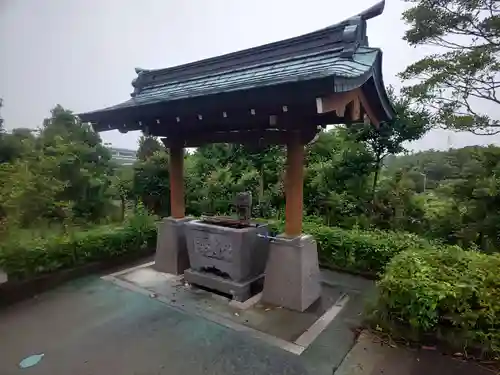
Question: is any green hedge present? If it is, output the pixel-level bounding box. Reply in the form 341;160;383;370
268;220;432;275
371;246;500;356
1;215;433;281
0;215;157;280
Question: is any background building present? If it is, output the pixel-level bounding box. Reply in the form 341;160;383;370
108;147;137;165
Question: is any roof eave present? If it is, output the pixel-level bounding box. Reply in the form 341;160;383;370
371;50;396;122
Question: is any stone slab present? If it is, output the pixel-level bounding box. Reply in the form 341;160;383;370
262;234;321;312
112;264;351;345
184;268;263;302
154;217;192;275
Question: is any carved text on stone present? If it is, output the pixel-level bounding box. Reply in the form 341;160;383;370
193;233;233;262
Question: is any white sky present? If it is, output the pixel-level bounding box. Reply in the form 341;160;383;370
1;0;499;151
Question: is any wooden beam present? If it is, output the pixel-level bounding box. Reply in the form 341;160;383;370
163;128;318;147
169;145;185;219
316;91;357;117
316;88;380;126
284;132;304;237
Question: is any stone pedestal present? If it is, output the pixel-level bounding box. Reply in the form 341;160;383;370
0;269;7;284
154;217;192;275
261;234;321;312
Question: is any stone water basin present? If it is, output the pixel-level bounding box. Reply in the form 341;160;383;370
183;218;270;300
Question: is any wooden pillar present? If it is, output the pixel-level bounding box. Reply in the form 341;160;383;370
169;145;185;219
284;132;304;237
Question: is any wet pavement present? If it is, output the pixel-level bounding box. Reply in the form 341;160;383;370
0;263;372;375
0;277;309;375
0;264;491;375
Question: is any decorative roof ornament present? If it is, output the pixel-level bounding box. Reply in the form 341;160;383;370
131;68;151;97
354;0;386;21
135;67;150;75
340;0;386;57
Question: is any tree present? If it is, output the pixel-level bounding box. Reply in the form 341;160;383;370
0;98;8;163
400;0;500;134
350;89;431;199
371;170;426;232
0;98;4;132
0;147;67;226
304;129;375;227
109;166;134;221
133;151;171;216
0;128;37;163
137;135;164;161
39;105;114;221
381;144;500;249
184;144;284;217
230;145;284;217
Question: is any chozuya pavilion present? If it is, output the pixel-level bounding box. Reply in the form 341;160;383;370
79;1;394;312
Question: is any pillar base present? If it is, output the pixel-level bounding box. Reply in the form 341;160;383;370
261;234;321;312
154;217;192;275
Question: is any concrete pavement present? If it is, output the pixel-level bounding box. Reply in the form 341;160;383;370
0;273;494;375
335;332;494;375
0;277;309;375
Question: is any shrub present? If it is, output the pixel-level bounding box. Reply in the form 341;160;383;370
268;219;432;275
371;246;500;356
0;211;157;280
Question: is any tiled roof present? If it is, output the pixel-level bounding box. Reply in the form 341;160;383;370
101;47;380;113
79;1;392;122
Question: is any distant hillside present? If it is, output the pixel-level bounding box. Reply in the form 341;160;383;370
383;145;500;190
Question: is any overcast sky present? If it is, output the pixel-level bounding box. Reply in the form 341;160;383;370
1;0;499;151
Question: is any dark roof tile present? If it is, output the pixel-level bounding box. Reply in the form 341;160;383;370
79;1;393;122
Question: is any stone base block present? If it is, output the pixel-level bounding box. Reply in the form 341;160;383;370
0;269;7;284
154;217;192;275
261;234;321;312
184;268;263;302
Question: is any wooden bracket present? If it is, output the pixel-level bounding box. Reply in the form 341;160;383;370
316;88;380;126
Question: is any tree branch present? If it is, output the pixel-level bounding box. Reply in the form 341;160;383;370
434;3;499;46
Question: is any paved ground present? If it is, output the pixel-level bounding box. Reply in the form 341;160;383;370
335;332;494;375
0;275;358;375
111;264;354;346
0;273;493;375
